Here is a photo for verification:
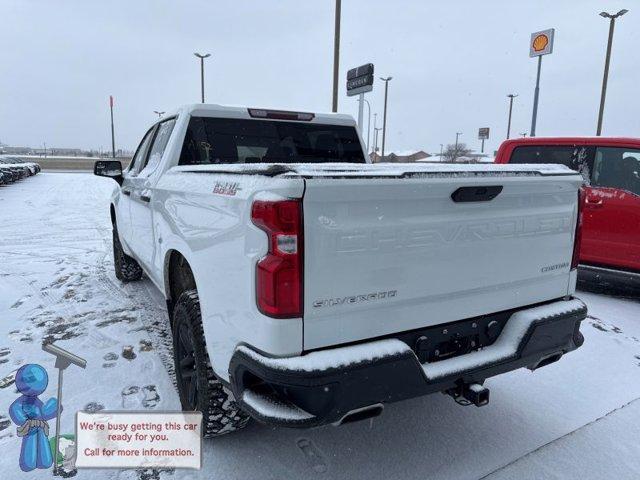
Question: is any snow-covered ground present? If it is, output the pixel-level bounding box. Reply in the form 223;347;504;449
1;173;639;480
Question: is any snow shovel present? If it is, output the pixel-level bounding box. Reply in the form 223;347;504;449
42;343;87;476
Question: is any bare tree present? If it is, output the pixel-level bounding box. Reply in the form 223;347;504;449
442;143;472;162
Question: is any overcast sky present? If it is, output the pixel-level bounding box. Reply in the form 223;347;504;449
1;0;638;155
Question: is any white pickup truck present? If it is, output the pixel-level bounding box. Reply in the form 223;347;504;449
95;104;587;436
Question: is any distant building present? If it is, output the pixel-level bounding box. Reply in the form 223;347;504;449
445;153;493;164
49;148;83;156
370;150;431;163
2;146;33;155
1;143;132;159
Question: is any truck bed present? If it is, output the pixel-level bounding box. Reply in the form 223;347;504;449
170;162;582;351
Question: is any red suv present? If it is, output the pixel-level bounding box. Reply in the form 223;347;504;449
495;137;640;289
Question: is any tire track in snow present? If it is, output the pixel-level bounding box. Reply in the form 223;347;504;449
94;230;176;386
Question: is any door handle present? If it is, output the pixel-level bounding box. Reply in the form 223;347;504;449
585;196;603;208
140;194;151;203
122;189;131;196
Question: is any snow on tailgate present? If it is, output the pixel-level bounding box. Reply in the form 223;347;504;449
171;162;577;177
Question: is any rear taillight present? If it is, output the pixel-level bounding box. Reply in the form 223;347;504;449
571;188;585;269
251;199;303;318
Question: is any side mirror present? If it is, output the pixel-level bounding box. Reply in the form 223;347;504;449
94;160;123;185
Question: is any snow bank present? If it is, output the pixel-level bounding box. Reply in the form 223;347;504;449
236;339;411;373
422;299;586;380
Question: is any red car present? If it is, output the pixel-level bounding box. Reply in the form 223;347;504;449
495;137;640;289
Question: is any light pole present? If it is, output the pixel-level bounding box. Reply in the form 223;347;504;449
455;132;462;150
154;111;165;119
109;96;115;159
380;76;392;157
372;112;378;155
374;127;382;161
194;52;211;103
332;0;341;112
363;99;371;153
454;133;462;162
596;9;628;136
506;94;518;139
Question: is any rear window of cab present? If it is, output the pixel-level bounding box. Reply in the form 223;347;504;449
179;117;366;165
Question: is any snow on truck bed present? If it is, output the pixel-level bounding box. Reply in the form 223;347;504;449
171;162;577;178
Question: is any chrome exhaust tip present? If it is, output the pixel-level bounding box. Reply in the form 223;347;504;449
334;403;384;426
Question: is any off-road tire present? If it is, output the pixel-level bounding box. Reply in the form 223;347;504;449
113;224;143;282
172;290;250;437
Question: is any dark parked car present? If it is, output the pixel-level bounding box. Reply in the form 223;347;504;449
4;156;41;174
0;157;40;179
0;162;25;180
1;167;17;182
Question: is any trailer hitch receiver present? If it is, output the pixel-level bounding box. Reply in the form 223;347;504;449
445;383;490;407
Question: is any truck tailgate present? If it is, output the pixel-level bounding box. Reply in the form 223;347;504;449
302;169;582;350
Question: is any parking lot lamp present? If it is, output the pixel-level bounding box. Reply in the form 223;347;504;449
596;9;628;135
194;53;211;103
506;94;518;139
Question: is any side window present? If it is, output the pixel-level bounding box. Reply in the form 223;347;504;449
510;145;594;183
592;147;640;196
179;117;214;165
140;118;177;174
128;128;155;174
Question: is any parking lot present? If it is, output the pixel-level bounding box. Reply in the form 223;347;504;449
1;172;639;480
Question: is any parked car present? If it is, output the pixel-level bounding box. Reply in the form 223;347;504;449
0;166;10;183
2;167;16;182
95;104;586;437
495;137;640;289
0;159;28;180
0;156;40;175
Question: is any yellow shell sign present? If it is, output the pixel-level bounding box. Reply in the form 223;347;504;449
530;28;555;57
532;34;549;52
